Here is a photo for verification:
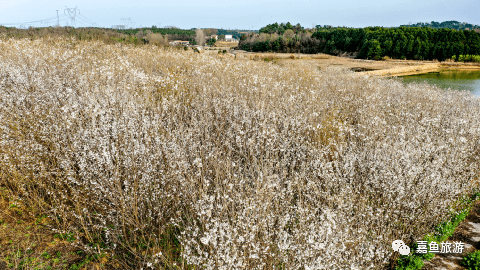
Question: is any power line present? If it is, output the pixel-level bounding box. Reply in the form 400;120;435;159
78;14;95;24
75;17;95;27
121;18;135;29
75;20;89;27
0;9;97;28
0;16;60;26
77;14;97;27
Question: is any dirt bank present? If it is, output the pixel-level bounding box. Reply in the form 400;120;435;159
365;62;480;77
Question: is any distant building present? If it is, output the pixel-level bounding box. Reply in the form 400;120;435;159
224;35;238;42
112;25;126;30
475;28;480;33
169;40;190;46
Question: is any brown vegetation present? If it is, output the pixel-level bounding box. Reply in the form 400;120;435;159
214;41;238;48
236;51;480;76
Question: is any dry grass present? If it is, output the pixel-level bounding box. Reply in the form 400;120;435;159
1;36;480;269
0;187;114;269
240;52;332;61
364;63;442;77
236;53;480;76
214;41;239;48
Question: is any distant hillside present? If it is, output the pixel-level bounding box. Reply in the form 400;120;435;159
400;20;480;31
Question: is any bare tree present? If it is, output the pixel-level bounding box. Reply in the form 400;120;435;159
195;28;205;45
283;29;295;40
299;31;312;41
135;30;145;39
258;33;270;42
145;30;168;45
204;28;218;36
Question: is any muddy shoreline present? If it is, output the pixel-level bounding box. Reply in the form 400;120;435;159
229;51;480;77
364;62;480;77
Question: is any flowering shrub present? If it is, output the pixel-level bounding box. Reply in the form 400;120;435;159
1;36;480;269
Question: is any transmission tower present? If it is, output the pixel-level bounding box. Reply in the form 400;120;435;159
121;17;135;29
56;10;60;27
64;6;80;27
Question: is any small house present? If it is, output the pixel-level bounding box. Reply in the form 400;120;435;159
169;40;190;46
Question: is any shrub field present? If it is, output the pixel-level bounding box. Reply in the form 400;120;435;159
1;36;480;269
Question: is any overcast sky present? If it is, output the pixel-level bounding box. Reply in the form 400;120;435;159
0;0;479;30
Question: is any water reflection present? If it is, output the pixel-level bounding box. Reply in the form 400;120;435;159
401;70;480;96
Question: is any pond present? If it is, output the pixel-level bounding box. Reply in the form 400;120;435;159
401;70;480;97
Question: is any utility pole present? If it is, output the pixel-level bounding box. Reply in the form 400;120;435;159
56;10;59;27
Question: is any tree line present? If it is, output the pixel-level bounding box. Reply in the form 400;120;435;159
259;22;303;35
0;26;176;47
0;26;130;43
0;26;192;46
400;20;480;31
117;27;195;43
238;23;480;61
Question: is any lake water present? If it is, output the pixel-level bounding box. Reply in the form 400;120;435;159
401;70;480;97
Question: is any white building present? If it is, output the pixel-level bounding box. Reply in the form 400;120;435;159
169;40;190;46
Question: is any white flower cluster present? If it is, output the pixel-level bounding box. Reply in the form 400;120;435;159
1;36;479;269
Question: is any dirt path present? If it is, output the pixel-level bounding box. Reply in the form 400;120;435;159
422;200;480;270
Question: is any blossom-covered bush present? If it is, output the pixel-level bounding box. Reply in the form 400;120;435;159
0;36;479;269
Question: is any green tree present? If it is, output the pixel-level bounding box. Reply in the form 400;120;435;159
367;39;382;60
383;38;393;56
206;37;216;46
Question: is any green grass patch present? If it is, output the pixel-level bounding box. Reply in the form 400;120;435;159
452;55;480;63
396;191;480;270
53;232;76;242
461;250;480;269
